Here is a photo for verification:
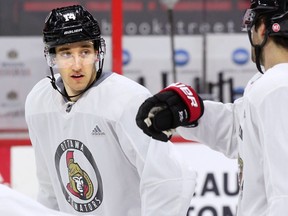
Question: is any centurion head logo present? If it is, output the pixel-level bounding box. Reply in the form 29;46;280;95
55;139;103;213
66;151;93;200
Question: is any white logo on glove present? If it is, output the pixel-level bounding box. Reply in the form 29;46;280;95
169;83;199;107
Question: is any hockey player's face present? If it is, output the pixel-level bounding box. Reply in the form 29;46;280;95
55;40;98;97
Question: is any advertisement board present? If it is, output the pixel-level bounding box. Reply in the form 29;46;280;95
206;33;257;102
122;36;203;94
0;0;248;36
0;37;47;131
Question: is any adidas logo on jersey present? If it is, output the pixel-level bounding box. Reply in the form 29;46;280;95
91;125;105;136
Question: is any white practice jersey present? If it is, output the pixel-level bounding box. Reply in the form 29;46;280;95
25;71;196;216
177;63;288;216
0;184;74;216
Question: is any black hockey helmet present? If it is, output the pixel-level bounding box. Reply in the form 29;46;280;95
242;0;288;73
43;5;102;50
242;0;288;36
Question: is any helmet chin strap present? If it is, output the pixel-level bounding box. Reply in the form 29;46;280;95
248;30;269;74
47;57;104;101
254;45;264;74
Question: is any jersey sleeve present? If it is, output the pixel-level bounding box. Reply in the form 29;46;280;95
26;123;60;210
256;87;288;215
176;100;240;159
116;92;196;216
25;86;59;210
25;99;58;211
0;184;72;216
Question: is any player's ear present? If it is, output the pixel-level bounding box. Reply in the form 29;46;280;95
259;20;266;37
95;50;100;61
253;18;266;43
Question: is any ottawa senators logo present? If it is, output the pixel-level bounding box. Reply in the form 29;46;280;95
66;151;93;200
55;139;103;213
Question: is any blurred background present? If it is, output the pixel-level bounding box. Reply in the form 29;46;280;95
0;0;253;215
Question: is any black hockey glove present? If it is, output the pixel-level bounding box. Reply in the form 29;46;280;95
136;83;204;142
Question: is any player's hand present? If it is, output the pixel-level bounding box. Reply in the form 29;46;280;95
136;83;204;142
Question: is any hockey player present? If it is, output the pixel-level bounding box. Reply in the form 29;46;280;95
25;5;196;216
136;0;288;215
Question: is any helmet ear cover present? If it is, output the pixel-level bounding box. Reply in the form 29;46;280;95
242;0;288;74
